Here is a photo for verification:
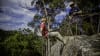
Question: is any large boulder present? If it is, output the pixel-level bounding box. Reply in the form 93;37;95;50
50;34;100;56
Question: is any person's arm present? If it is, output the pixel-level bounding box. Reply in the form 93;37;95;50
73;7;82;15
40;23;44;32
73;10;82;15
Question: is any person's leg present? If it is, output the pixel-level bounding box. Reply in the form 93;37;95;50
48;32;66;44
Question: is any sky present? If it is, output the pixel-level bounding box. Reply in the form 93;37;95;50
0;0;38;30
0;0;69;31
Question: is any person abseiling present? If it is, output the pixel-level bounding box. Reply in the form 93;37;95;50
40;17;66;44
40;17;48;38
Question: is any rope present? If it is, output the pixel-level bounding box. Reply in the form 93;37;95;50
42;0;51;56
97;17;100;33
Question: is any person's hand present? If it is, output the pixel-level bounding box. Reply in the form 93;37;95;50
73;11;82;15
79;10;82;13
48;29;53;31
73;12;77;15
69;16;72;20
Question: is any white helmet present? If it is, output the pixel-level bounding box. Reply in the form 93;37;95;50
69;1;74;6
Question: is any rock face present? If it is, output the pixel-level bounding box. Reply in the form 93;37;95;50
50;34;100;56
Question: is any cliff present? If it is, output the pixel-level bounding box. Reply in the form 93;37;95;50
50;34;100;56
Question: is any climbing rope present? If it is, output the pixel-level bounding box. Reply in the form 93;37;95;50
97;17;100;33
42;0;51;56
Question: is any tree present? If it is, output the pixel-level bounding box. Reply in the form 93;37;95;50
0;29;43;56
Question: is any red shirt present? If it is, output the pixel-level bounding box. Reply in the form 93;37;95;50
40;22;48;37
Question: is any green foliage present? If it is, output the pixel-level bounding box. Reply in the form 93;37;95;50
34;15;41;19
59;15;100;35
0;30;43;56
83;22;91;33
49;0;65;9
74;0;100;12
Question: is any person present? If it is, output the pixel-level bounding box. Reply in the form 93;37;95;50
66;1;82;19
40;17;48;38
40;17;66;44
66;1;85;34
